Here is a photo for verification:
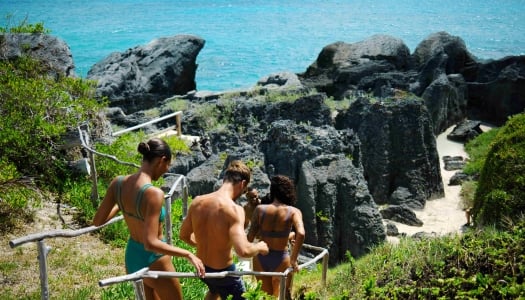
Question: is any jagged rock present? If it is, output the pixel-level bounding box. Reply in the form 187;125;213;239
449;171;473;186
0;33;75;77
389;186;424;209
335;97;444;205
466;56;525;125
380;205;424;227
412;31;478;78
421;73;468;134
184;154;223;197
87;35;205;113
447;120;483;142
297;154;386;264
385;222;400;236
443;155;466;171
260;120;360;180
299;34;411;98
257;71;304;89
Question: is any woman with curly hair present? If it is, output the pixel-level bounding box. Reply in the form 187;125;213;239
247;175;305;298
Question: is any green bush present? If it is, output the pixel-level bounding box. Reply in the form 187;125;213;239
0;55;105;189
473;113;525;227
1;14;50;34
463;128;499;175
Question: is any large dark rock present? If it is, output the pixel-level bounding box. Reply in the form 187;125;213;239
447;119;484;142
421;73;468;134
412;31;478;78
0;33;75;77
87;35;205;113
297;154;386;264
335;97;444;206
299;34;411;98
380;205;423;227
466;56;525;126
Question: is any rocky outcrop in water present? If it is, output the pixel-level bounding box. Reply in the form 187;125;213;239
86;35;205;113
0;33;75;78
298;31;525;133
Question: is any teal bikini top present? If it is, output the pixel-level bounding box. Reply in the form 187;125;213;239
115;176;166;222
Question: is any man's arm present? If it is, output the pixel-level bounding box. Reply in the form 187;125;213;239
179;204;197;247
230;205;268;258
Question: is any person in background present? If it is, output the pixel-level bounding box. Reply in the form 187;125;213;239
243;187;261;229
180;160;269;300
93;138;205;300
247;175;305;299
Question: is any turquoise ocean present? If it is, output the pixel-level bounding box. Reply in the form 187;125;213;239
1;0;524;91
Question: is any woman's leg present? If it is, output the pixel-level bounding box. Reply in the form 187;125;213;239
143;255;183;300
252;255;274;295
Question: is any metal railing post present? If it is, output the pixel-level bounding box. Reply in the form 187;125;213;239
37;240;51;300
133;279;146;300
182;176;189;217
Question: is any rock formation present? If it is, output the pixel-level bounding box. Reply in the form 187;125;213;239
87;35;205;113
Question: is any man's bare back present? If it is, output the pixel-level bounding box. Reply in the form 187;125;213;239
180;160;268;299
180;160;268;266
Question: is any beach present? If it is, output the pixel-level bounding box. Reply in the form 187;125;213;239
386;126;471;242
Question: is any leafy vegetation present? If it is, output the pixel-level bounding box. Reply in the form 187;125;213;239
1;14;50;34
295;220;525;299
0;55;105;189
473;113;525;227
463;128;499;175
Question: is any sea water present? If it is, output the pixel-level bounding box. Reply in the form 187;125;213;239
1;0;524;91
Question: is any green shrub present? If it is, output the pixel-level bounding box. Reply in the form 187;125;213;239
0;55;105;190
473;113;525;227
1;14;50;34
463;128;499;175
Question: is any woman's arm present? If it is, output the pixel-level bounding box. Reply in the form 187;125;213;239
142;187;205;276
92;177;119;226
289;208;305;271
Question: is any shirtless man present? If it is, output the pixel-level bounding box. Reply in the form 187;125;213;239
180;160;269;300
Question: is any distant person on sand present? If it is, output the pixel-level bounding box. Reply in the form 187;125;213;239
180;160;269;300
93;138;205;300
247;175;305;299
243;187;261;229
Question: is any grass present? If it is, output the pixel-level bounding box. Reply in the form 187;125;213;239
293;222;525;299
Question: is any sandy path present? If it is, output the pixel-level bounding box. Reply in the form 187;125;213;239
386;126;469;242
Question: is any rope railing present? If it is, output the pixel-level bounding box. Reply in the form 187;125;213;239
98;243;329;300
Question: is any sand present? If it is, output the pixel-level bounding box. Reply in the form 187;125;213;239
386;126;471;243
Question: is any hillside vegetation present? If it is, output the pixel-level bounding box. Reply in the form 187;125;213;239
1;20;524;299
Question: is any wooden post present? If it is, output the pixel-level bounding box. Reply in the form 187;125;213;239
176;113;182;136
322;250;329;287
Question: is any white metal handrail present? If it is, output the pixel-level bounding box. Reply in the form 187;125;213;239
8;175;188;300
112;111;182;137
98;243;329;300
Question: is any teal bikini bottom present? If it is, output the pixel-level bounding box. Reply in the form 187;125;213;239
125;237;164;274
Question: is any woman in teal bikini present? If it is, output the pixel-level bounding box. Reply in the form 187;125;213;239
247;175;305;298
93;138;205;300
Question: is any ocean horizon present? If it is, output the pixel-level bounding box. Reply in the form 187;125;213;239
2;0;524;92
